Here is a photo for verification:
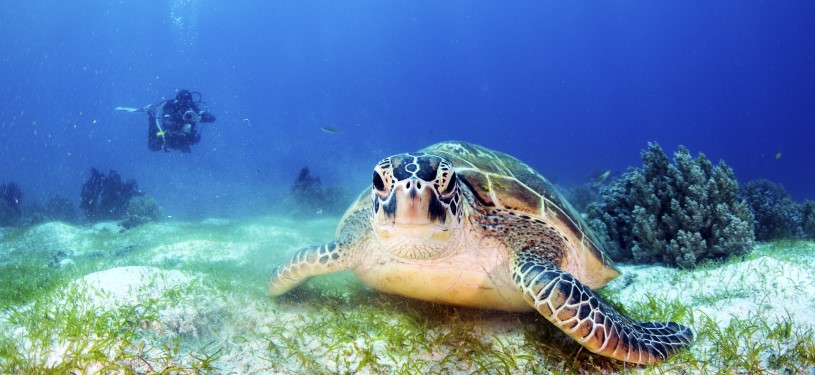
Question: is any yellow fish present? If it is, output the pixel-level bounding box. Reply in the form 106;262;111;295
775;152;782;160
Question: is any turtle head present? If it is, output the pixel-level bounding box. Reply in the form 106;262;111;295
370;152;464;258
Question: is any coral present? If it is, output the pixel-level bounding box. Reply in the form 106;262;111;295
286;167;352;216
740;180;804;241
79;168;142;221
0;182;23;227
799;200;815;239
291;167;323;201
587;143;755;268
566;169;615;214
120;196;163;229
564;183;601;214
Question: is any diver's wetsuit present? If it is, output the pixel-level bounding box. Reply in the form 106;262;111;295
146;92;215;153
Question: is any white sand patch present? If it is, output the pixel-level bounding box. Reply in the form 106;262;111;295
235;223;313;243
79;266;193;307
147;240;257;264
142;217;337;266
90;221;121;233
5;222;92;258
200;218;231;226
79;267;229;340
609;255;815;329
11;267;200;368
606;251;815;371
233;216;337;243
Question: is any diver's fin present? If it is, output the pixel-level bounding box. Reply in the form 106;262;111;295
115;106;144;113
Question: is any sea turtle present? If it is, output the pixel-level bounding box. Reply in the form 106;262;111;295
269;141;693;364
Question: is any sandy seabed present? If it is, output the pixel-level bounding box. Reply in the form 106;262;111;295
1;216;814;374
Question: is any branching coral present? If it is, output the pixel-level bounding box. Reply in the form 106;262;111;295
588;143;754;267
740;179;805;241
79;168;142;221
801;200;815;239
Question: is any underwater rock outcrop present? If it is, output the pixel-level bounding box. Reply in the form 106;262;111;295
79;168;142;222
0;182;23;227
587;143;755;268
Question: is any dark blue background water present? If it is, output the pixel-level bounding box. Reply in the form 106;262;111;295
2;1;814;218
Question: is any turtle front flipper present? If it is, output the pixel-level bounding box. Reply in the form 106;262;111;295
268;241;350;296
511;252;693;365
269;204;371;297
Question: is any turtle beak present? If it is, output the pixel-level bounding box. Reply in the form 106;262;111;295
372;177;453;243
393;178;436;225
375;177;447;227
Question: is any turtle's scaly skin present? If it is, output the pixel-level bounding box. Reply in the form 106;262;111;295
269;141;693;365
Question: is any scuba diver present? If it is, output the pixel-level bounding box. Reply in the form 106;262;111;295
117;90;216;153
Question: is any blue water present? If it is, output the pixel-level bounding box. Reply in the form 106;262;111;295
2;1;814;218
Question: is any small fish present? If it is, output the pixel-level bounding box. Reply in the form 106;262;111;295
592;170;611;188
775;152;782;160
321;126;342;135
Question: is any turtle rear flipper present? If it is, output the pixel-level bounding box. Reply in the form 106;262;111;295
512;252;693;364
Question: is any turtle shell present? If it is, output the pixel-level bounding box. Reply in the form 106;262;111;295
421;141;610;264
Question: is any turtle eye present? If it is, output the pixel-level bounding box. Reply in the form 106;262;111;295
373;172;386;192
